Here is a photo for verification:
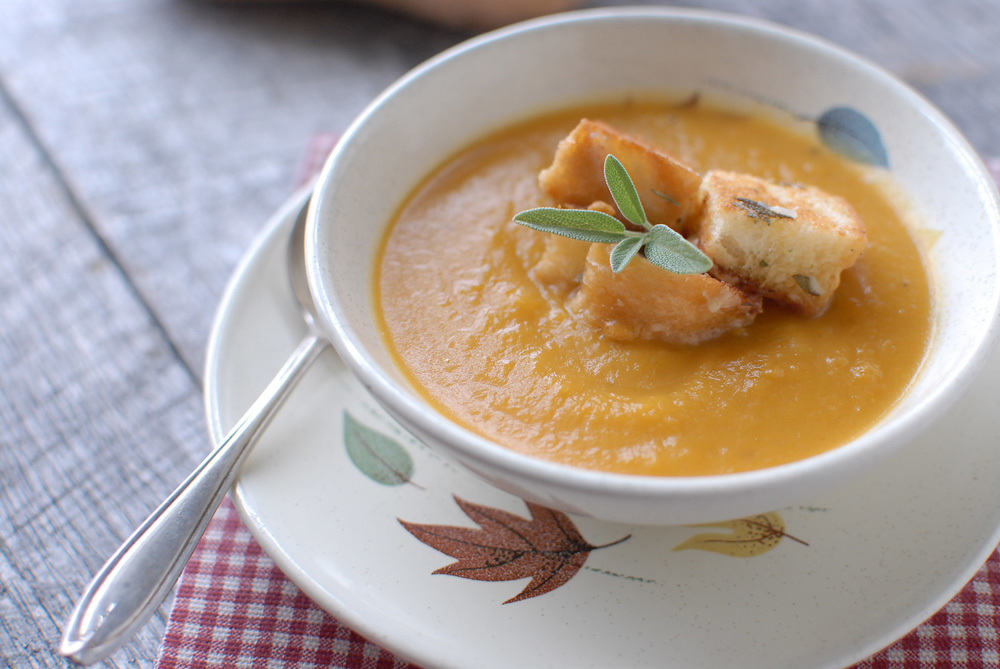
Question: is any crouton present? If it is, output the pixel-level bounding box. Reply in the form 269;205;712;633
694;170;867;316
531;235;590;292
585;200;617;217
529;201;618;292
539;119;703;234
570;244;763;345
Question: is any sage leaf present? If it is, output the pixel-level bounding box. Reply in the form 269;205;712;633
652;189;680;207
343;410;413;486
514;207;630;244
793;274;822;296
610;236;644;273
643;225;712;274
513;154;710;276
733;198;795;221
604;155;648;229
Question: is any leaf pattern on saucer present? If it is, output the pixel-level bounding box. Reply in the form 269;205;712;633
817;106;889;167
343;410;414;486
400;496;630;603
672;512;808;557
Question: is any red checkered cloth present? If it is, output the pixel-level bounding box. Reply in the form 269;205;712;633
155;499;416;669
155;141;1000;669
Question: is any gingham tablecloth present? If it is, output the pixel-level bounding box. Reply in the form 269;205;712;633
155;146;1000;669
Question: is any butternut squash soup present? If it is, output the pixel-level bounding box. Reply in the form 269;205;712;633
375;102;931;476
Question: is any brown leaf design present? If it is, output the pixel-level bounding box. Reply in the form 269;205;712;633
672;512;808;557
400;496;629;604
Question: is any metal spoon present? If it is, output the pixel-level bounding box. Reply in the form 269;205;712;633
59;198;328;665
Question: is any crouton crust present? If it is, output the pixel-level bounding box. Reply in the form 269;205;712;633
539;119;703;234
530;235;591;292
530;201;620;292
694;170;867;316
570;244;763;345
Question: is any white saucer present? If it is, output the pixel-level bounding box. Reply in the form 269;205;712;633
204;189;1000;669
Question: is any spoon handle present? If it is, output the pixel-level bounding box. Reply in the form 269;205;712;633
59;333;327;665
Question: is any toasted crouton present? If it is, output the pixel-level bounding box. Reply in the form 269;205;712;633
539;119;703;234
531;235;590;292
530;201;618;292
694;170;867;316
585;200;617;217
570;245;763;345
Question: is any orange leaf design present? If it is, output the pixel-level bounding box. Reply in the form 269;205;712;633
400;496;629;603
672;512;808;557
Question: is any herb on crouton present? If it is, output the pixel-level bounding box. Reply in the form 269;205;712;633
697;170;867;316
538;119;703;234
733;198;798;221
514;155;712;275
793;274;823;296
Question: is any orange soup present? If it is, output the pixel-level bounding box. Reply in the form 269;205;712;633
375;102;931;476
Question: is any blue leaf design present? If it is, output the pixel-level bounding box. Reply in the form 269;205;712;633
817;107;889;168
343;410;413;486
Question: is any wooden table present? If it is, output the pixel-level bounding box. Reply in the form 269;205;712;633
2;1;997;666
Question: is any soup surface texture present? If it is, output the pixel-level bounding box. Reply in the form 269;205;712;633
375;103;931;476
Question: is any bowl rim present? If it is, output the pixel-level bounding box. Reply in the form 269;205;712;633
306;6;1000;497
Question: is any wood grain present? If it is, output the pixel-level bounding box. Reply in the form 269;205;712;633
0;91;206;666
0;0;462;373
0;1;997;667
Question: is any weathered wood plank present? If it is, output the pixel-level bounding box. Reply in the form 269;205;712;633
0;0;463;374
0;91;207;666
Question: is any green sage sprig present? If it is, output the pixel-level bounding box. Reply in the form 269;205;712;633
513;155;712;274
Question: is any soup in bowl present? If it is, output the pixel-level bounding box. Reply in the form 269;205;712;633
306;8;1000;524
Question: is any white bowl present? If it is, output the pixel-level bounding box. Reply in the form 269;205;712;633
306;8;1000;524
